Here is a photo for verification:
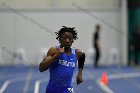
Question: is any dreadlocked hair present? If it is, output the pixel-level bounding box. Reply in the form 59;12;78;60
55;26;78;40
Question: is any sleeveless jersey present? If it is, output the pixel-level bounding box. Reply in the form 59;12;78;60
46;46;77;93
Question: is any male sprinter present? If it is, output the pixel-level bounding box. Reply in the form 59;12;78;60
39;26;85;93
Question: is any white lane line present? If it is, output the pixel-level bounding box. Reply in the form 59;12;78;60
34;80;40;93
85;68;113;93
96;72;140;93
96;80;114;93
34;78;48;93
108;72;140;79
0;75;43;93
108;72;140;91
23;70;32;93
0;77;26;93
0;80;10;93
0;77;28;93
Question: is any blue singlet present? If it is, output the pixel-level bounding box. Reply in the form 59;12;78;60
46;46;77;93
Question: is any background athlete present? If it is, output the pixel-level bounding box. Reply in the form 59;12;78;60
39;26;85;93
93;24;101;68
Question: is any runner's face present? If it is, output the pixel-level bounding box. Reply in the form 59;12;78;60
60;32;73;48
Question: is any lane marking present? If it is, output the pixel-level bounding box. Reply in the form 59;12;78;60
34;80;40;93
0;80;10;93
23;70;32;93
0;75;43;93
108;72;140;79
96;72;140;93
34;78;48;93
96;80;114;93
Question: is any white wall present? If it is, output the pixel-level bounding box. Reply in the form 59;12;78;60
0;9;126;66
0;0;120;9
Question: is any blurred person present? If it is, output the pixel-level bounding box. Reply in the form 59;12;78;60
39;26;85;93
131;25;140;65
93;24;101;68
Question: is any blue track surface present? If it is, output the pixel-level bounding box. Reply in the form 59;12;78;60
0;65;140;93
